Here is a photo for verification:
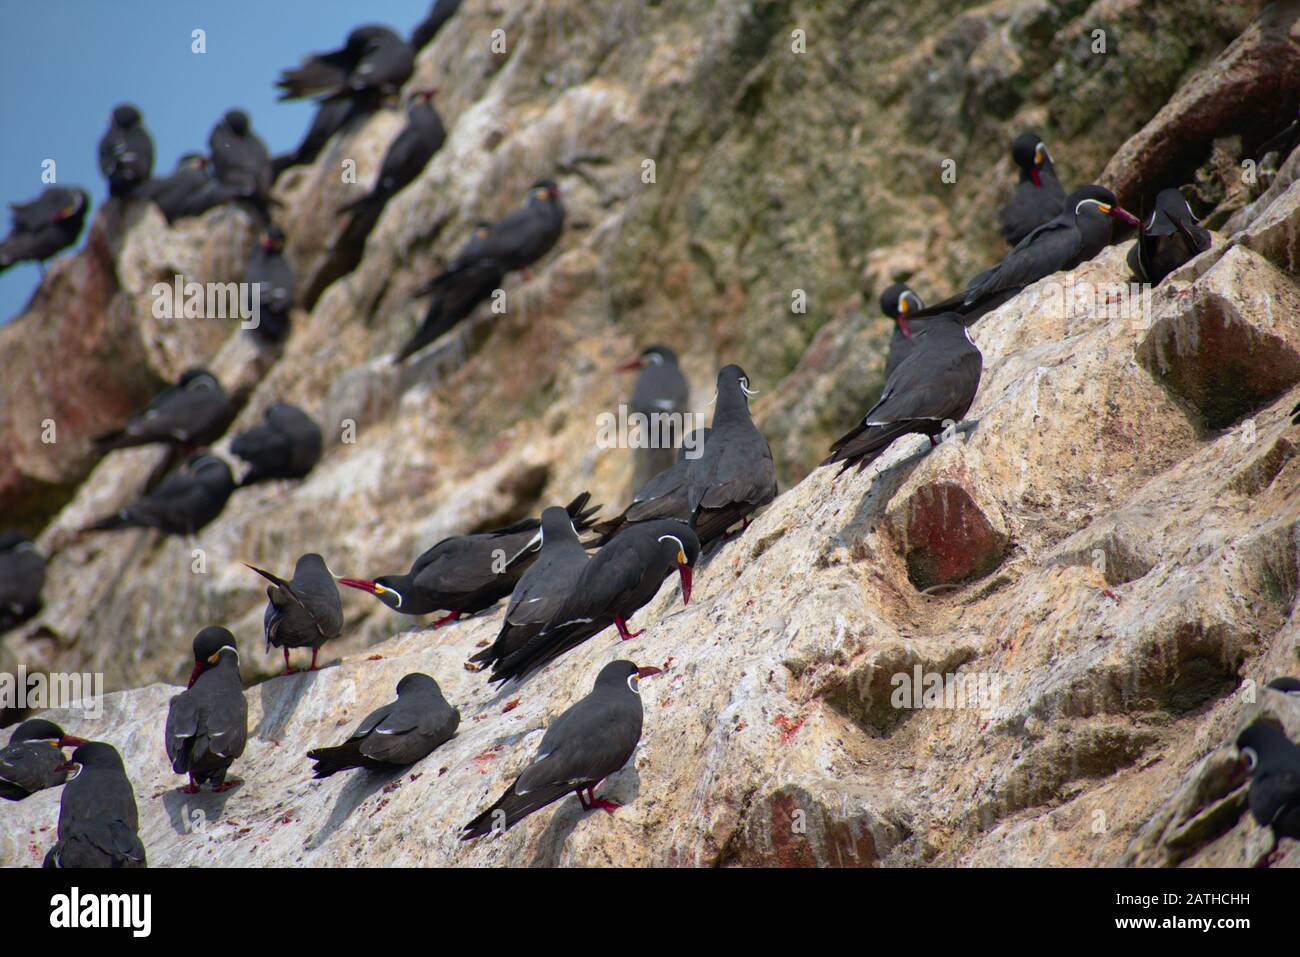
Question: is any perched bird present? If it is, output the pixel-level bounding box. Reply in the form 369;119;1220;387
1126;188;1211;285
1267;677;1300;695
489;520;699;685
307;673;459;777
276;25;413;102
470;506;592;671
620;344;691;486
98;104;153;198
0;186;89;274
43;742;146;868
824;313;983;474
590;429;709;545
339;89;445;216
442;180;565;276
1235;719;1300;847
411;0;463;50
338;493;600;627
243;225;295;344
229;402;323;486
999;131;1066;247
272;96;373;180
165;626;247;793
880;283;925;380
209;109;274;215
464;660;660;838
140;154;231;223
92;368;229;453
686;365;777;545
246;553;343;674
85;452;235;535
0;530;45;632
0;720;85;801
911;185;1140;323
395;221;501;362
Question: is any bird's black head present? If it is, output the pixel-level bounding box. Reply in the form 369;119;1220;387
395;672;440;696
224;110;251;136
178;367;217;389
715;363;758;407
189;625;238;686
294;552;331;582
1266;676;1300;694
1010;131;1049;171
880;283;923;334
10;719;85;749
594;659;662;694
619;343;678;372
179;153;207;171
1154;188;1196;223
651;520;700;605
471;221;493;240
337;574;407;610
1235;719;1294;776
411;87;438;105
539;505;578;541
260;225;287;253
63;741;125;775
530;179;559;202
1067;185;1140;227
185;452;234;488
112;104;142;128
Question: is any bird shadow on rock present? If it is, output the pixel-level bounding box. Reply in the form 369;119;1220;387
159;782;241;835
527;767;643;867
253;664;336;743
304;765;405;851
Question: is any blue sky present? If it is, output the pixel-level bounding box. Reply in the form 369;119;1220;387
0;0;431;322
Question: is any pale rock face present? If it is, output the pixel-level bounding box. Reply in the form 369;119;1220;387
3;0;1300;867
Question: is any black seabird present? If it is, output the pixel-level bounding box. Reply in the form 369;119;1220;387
85;452;235;535
43;742;147;868
245;553;343;674
209;109;274;215
881;283;925;380
1126;187;1212;285
92;367;229;453
1266;677;1300;695
276;25;414;102
912;185;1140;323
229;402;323;486
686;365;777;545
339;89;445;217
1235;719;1300;850
411;0;463;50
307;673;459;777
165;626;248;793
489;520;699;685
999;131;1066;247
824;313;983;474
620;344;691;485
140;154;231;224
272;96;373;180
98;104;153;198
0;720;86;801
462;660;660;838
0;186;89;274
338;493;600;627
590;429;709;545
243;225;295;344
395;221;501;362
470;506;591;671
0;530;45;632
437;180;564;278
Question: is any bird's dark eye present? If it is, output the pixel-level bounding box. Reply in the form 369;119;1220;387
1240;747;1258;771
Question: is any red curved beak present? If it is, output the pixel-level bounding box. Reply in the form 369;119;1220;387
616;357;643;372
636;666;663;679
58;735;87;748
1109;205;1141;228
337;578;379;594
186;661;204;689
897;316;913;338
677;564;692;606
1030;168;1041;187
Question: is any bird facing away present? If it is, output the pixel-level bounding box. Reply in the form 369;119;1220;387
998;131;1066;246
488;519;700;685
1235;719;1300;847
307;673;459;777
85;452;235;536
209;109;274;215
470;506;592;671
43;742;147;868
98;104;153;198
165;626;248;793
230;402;323;486
590;428;710;545
1126;187;1212;285
243;225;296;344
276;25;414;102
0;719;86;801
0;186;89;274
396;221;502;362
339;89;445;216
621;344;692;487
824;313;983;474
246;553;343;674
0;530;45;633
880;283;926;380
92;367;229;453
338;492;601;627
140;154;231;224
686;365;777;545
462;660;660;839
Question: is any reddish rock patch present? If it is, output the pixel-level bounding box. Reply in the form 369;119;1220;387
897;482;1007;591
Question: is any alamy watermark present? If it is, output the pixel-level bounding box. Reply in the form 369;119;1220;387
595;406;707;458
1;667;104;719
890;666;1005;711
151;275;261;330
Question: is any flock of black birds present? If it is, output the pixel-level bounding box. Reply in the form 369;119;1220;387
1;7;1298;867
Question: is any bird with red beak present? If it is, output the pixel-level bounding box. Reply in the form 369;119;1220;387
999;130;1066;246
166;626;247;794
0;719;87;801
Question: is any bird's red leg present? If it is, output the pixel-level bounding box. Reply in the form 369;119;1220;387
282;648;297;675
213;776;242;793
576;788;592;810
614;616;643;640
432;609;461;628
309;648;319;671
178;774;199;795
588;786;621;814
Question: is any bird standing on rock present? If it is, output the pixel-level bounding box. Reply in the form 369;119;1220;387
165;626;248;793
209;109;274;215
441;180;565;276
1127;187;1211;285
999;131;1066;246
98;104;153;198
276;25;414;102
686;365;777;545
43;742;146;868
92;368;229;453
307;673;459;777
824;313;982;474
462;660;660;839
339;89;445;217
0;186;89;274
140;154;230;224
1235;719;1300;857
230;402;323;486
0;530;45;632
0;720;86;801
246;553;343;674
488;520;699;685
396;220;501;362
85;452;235;535
243;225;295;344
621;344;691;487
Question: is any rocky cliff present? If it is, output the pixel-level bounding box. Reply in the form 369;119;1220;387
3;0;1300;867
